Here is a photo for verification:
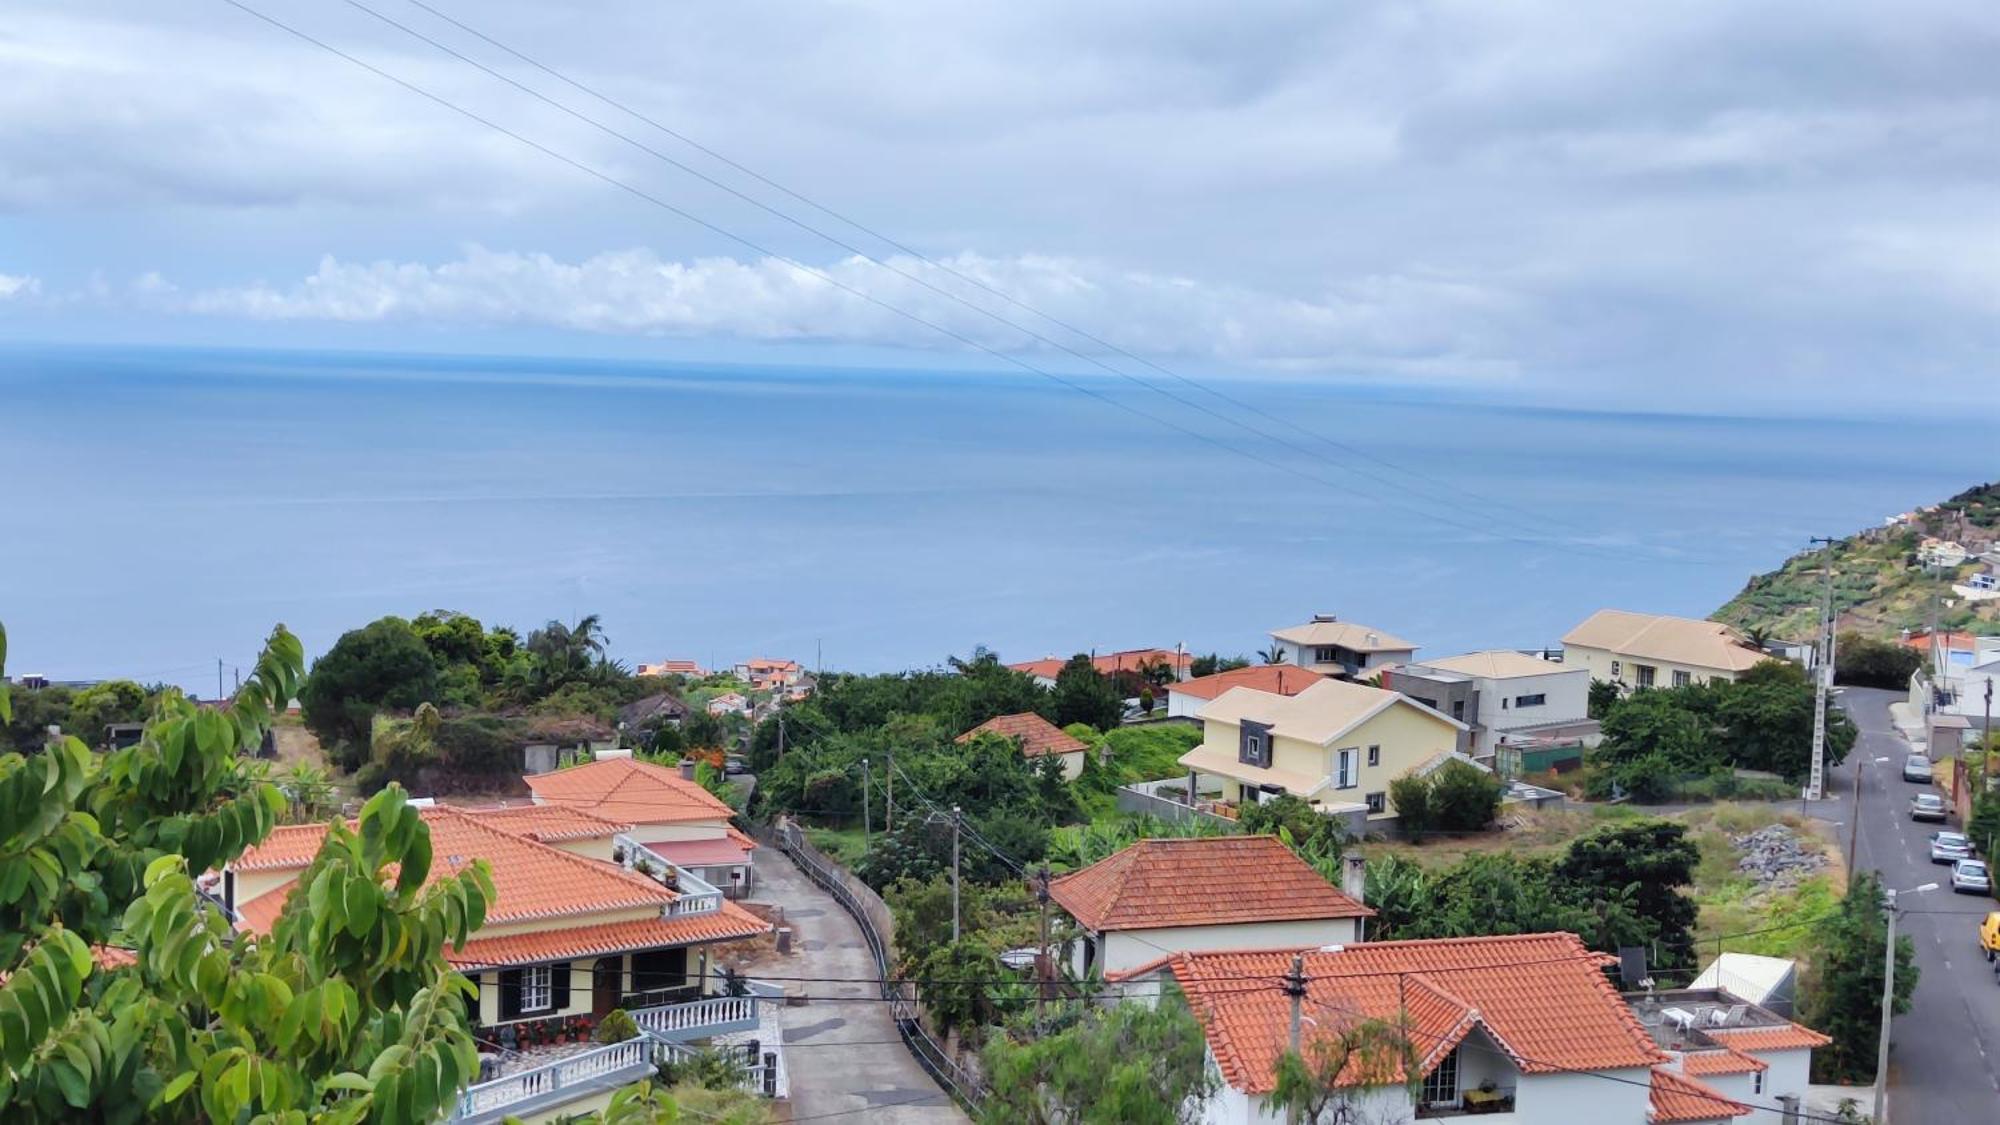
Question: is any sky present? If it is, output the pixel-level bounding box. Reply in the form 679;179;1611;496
2;0;1997;413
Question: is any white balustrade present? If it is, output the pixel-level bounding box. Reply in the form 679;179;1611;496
612;833;724;917
456;1036;658;1118
630;993;759;1038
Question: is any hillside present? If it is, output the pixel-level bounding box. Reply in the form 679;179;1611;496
1714;481;2000;642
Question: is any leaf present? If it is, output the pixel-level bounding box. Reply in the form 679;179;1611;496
50;1056;88;1108
155;1070;197;1106
343;880;378;938
323;1072;373;1093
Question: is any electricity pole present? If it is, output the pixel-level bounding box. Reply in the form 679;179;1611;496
861;758;872;855
1807;537;1837;802
1874;891;1899;1125
950;806;962;943
1283;953;1308;1125
885;750;895;834
216;658;225;703
1035;865;1052;1024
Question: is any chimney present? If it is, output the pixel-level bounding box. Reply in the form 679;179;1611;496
1313;613;1337;623
1365;633;1379;646
1777;1095;1800;1125
678;759;697;781
1342;853;1368;908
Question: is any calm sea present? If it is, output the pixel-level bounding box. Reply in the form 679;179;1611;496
1;344;1991;689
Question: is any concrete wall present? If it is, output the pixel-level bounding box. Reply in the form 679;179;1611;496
1563;644;1745;691
1345;702;1463;818
627;821;731;845
1097;919;1364;976
547;834;619;863
1480;668;1590;749
469;947;711;1027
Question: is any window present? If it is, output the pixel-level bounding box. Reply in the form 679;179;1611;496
1412;696;1440;710
1367;745;1381;767
1422;1046;1459;1106
1366;791;1386;814
1635;664;1657;689
1611;660;1622;679
1336;748;1357;789
1514;693;1546;708
1501;696;1509;710
1314;646;1340;664
1672;670;1692;689
1753;1070;1764;1095
1238;721;1273;768
1451;700;1466;721
521;965;554;1013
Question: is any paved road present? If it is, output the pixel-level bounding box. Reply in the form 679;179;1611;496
1833;687;2000;1123
742;848;968;1125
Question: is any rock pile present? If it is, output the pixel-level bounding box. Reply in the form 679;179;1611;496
1732;824;1827;888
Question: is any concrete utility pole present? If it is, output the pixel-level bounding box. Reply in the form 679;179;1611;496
950;806;963;942
1035;865;1052;1024
861;758;872;855
1283;953;1308;1125
1876;883;1937;1124
216;658;225;703
1807;537;1838;802
885;750;895;834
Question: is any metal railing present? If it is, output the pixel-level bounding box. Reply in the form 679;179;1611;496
614;833;725;916
771;818;986;1111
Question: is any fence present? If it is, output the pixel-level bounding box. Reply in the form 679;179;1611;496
767;818;987;1112
1113;777;1236;826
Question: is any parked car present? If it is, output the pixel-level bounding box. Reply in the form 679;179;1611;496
1931;831;1974;864
1982;912;2000;961
1904;753;1934;783
723;756;750;776
1912;793;1948;822
1953;859;1991;895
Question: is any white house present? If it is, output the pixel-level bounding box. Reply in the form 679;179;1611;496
955;711;1091;781
1268;614;1417;679
1047;835;1372;985
1141;933;1766;1125
1381;650;1590;758
1626;988;1831;1122
1562;610;1770;692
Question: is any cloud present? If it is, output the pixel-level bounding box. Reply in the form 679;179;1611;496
181;246;1525;377
0;272;40;300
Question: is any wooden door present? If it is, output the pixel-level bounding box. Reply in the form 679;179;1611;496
593;957;623;1018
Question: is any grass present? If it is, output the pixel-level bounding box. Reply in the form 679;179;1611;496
802;825;869;867
1071;722;1203;822
1682;803;1847;963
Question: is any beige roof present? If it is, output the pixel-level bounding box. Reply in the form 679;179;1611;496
1562;610;1768;673
1418;650;1572;679
1177;740;1328;796
1270;618;1416;652
1197;678;1462;745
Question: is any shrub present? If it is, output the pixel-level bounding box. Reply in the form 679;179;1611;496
1388;773;1434;836
595;1008;640;1044
1429;760;1504;831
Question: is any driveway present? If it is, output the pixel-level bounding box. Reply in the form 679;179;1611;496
741;847;968;1124
1831;687;2000;1122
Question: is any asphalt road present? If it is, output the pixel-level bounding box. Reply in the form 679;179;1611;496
1833;687;2000;1123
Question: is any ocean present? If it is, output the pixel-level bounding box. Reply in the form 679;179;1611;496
1;343;1991;690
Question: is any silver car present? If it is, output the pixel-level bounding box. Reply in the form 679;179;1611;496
1953;859;1991;895
1931;831;1973;864
1912;793;1948;822
1904;753;1934;783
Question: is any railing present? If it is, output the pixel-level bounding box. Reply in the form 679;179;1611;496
771;817;987;1111
1415;1087;1518;1117
614;833;724;916
630;993;761;1041
455;1035;662;1119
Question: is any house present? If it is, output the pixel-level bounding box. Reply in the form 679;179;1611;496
1267;615;1417;679
1149;933;1760;1125
736;658;803;692
1176;679;1466;822
706;692;749;717
956;712;1091;780
1006;647;1195;688
1917;538;1969;568
524;757;757;896
1381;650;1591;760
636;660;708;678
1165;665;1326;719
1688;954;1798;1019
617;692;689;731
1561;610;1770;691
1048;836;1371;986
1625;988;1831;1120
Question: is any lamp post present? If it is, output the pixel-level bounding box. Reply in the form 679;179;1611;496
1875;881;1938;1125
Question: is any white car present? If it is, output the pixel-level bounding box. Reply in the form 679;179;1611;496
1931;831;1973;864
1953;859;1991;896
1911;793;1948;822
1904;753;1934;783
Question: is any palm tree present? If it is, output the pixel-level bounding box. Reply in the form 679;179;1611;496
527;614;609;690
277;761;336;824
1259;644;1286;665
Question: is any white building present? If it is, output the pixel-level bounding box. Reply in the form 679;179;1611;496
1562;610;1770;692
1268;614;1417;679
1380;650;1590;758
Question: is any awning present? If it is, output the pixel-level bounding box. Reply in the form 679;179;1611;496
1177;742;1327;797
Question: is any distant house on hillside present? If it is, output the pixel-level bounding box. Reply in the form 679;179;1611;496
736;658;803;692
705;692;749;717
1562;610;1769;691
618;692;689;731
1267;614;1417;679
524;757;756;895
1164;664;1325;719
1006;647;1194;688
956;711;1091;780
1381;649;1590;760
636;659;707;678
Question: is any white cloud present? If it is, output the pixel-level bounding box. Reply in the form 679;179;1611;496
181;246;1525;377
0;272;40;300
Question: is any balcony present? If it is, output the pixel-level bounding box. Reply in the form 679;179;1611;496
613;834;724;916
1415;1086;1517;1117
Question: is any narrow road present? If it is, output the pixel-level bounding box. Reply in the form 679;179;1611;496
1833;687;2000;1122
743;848;968;1124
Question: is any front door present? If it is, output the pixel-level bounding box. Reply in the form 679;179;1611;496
593;957;623;1018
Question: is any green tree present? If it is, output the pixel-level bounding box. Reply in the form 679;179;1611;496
1598;690;1714;772
1835;633;1924;690
1189;653;1249;678
1264;1014;1418;1125
1052;656;1124;731
1804;872;1917;1083
524;614;610;694
300;616;440;765
1588;678;1620;720
1387;773;1434;836
0;683;75;755
66;681;151;749
979;992;1216;1124
1555;820;1700;974
1428;760;1504;831
910;938;1019;1038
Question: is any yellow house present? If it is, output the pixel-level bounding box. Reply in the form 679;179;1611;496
1562;609;1771;692
1177;678;1465;819
524;757;759;896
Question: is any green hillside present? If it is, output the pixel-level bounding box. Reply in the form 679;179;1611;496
1714;481;2000;642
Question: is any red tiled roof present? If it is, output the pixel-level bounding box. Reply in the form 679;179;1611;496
1680;1046;1767;1076
1901;630;1978;653
523;758;738;825
1170;933;1663;1095
1650;1067;1751;1122
474;804;633;842
1169;665;1327;702
233;807;679;931
443;901;772;969
956;712;1089;759
230;821;342;871
1007;648;1194;680
647;836;757;869
1704;1024;1832;1052
1049;836;1372;933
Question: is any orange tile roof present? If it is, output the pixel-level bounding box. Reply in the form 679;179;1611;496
1169;665;1327;702
231;821;342;871
1050;836;1372;933
956;712;1089;759
233;807;679;931
1007;648;1194;680
647;836;757;868
1704;1024;1833;1052
1649;1067;1751;1122
442;901;771;969
1680;1046;1767;1076
473;803;633;842
523;758;739;825
1170;933;1663;1095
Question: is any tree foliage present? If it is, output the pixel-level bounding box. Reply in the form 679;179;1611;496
1051;656;1123;732
1265;1014;1418;1125
1593;661;1854;783
979;992;1216;1124
1554;820;1701;974
1833;633;1923;691
300;617;440;763
1804;872;1917;1083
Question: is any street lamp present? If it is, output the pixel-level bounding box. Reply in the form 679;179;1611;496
1874;881;1938;1125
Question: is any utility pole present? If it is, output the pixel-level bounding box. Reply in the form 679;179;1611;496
885;750;895;834
776;705;786;761
861;758;872;855
1875;891;1900;1125
1035;865;1052;1024
216;658;225;703
1983;680;1994;805
950;806;962;943
1283;953;1308;1125
1807;537;1837;802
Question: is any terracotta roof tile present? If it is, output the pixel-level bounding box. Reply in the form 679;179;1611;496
1170;933;1664;1095
646;836;757;868
1649;1067;1752;1121
443;902;771;969
473;804;634;842
1169;665;1327;702
1007;649;1195;680
1704;1024;1833;1052
1680;1046;1768;1076
956;712;1089;759
230;821;341;871
523;758;738;825
1049;836;1372;933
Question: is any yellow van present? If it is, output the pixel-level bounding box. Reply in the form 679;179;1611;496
1983;912;2000;960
